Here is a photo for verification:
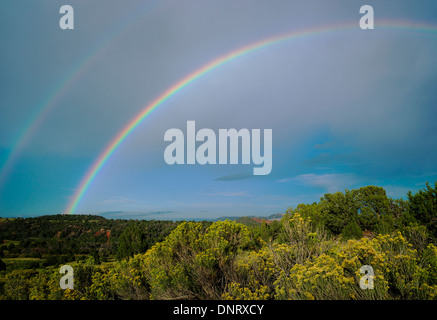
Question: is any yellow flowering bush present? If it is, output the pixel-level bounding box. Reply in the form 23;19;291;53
222;281;270;300
271;232;436;300
129;220;252;300
222;247;277;299
281;212;334;265
274;254;358;300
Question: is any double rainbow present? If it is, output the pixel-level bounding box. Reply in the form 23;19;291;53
56;20;436;214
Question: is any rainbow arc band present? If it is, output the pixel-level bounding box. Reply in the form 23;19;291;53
64;20;437;214
0;0;158;188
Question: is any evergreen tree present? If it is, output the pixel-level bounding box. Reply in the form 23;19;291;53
408;182;437;239
116;222;148;260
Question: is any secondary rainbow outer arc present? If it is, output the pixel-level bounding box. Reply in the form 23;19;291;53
0;0;158;189
64;20;437;215
0;57;96;189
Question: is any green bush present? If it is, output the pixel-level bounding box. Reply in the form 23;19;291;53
342;221;363;240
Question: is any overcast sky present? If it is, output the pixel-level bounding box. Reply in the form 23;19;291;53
1;0;437;219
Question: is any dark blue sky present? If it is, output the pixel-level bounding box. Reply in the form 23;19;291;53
1;0;437;219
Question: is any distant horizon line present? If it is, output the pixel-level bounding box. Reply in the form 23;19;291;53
0;212;286;221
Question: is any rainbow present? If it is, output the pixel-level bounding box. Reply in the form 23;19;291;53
64;20;437;214
0;54;98;189
0;0;158;188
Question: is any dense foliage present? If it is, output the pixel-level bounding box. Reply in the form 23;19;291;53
0;183;436;300
0;215;182;265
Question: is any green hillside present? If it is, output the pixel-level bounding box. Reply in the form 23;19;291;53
0;183;436;300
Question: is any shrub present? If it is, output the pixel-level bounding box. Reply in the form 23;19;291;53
130;220;251;300
280;212;333;264
341;221;363;240
408;182;437;239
